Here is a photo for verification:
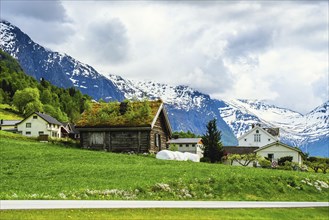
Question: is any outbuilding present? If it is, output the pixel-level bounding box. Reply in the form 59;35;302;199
76;100;172;153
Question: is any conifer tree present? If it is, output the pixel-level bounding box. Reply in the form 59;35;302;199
202;119;223;163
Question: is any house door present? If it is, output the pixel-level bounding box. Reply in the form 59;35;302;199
268;153;274;162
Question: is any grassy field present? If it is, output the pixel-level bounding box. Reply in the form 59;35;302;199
0;104;22;120
1;208;329;220
0;131;328;201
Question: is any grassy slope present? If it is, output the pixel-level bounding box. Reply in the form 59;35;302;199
0;104;22;120
1;131;328;201
1;208;329;220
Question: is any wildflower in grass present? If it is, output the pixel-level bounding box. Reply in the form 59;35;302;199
59;192;67;199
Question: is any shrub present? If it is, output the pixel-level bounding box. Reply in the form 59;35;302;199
258;158;271;168
168;144;178;151
278;156;293;166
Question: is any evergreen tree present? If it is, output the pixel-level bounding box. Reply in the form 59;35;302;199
202;119;223;163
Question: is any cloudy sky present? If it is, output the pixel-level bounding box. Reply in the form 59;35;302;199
1;0;328;113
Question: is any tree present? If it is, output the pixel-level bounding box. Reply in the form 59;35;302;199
202;119;223;163
13;87;43;115
228;153;261;166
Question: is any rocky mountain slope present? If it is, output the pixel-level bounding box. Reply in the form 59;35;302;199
1;20;327;156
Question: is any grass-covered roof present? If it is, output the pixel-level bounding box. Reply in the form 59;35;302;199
76;100;163;128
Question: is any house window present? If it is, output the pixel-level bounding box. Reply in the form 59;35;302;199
179;144;183;147
254;134;261;142
256;130;259;133
39;131;44;135
185;144;189;147
268;138;271;141
33;116;38;119
192;144;196;147
26;123;31;128
26;131;31;135
244;138;247;141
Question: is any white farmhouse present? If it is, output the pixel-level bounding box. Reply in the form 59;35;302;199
16;112;62;138
167;138;204;158
255;141;304;165
238;124;279;147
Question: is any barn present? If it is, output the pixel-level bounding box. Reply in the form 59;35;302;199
76;100;172;153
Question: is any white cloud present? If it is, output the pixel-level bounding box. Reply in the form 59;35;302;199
1;1;328;113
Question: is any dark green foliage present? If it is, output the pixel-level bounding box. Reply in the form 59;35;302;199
172;130;200;138
305;157;329;174
0;49;91;122
278;156;293;166
202;119;224;163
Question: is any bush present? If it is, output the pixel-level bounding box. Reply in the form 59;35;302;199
168;144;178;151
278;156;293;166
258;158;271;168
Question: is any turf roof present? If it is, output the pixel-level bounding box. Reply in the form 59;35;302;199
76;100;163;127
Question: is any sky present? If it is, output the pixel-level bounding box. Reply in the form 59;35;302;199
1;0;328;114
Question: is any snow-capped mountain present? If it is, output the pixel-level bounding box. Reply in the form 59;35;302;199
219;99;328;156
107;75;237;145
1;20;327;156
0;20;125;101
0;20;237;145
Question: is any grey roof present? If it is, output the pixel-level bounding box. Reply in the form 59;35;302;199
254;141;304;154
167;138;202;144
223;146;259;155
34;112;62;126
0;120;21;126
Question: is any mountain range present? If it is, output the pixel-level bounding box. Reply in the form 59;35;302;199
1;20;328;157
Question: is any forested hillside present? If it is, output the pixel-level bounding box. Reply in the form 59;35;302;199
0;49;91;122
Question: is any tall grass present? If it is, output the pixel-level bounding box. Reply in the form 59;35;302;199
1;132;328;201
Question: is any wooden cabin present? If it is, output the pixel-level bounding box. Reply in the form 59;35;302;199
76;100;172;153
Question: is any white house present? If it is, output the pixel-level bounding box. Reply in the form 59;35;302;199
254;141;304;165
167;138;204;158
16;112;62;138
238;124;279;147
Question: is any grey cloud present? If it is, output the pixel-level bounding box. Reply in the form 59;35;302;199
185;57;234;95
225;27;273;61
312;75;329;102
1;0;69;22
83;19;130;64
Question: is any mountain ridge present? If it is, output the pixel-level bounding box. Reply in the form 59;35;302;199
1;20;327;156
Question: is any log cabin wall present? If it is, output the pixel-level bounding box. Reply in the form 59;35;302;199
150;112;170;153
80;130;150;153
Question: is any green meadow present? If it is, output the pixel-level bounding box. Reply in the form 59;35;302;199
1;208;329;220
0;131;328;201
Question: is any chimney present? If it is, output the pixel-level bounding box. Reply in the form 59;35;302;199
119;102;128;115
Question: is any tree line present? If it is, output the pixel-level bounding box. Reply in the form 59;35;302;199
0;49;91;122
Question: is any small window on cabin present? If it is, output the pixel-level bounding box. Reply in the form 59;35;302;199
179;144;183;147
39;131;44;135
192;144;196;147
185;144;189;147
26;123;31;128
26;131;31;135
155;134;161;147
244;138;247;141
33;116;38;119
268;138;271;141
256;130;259;134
